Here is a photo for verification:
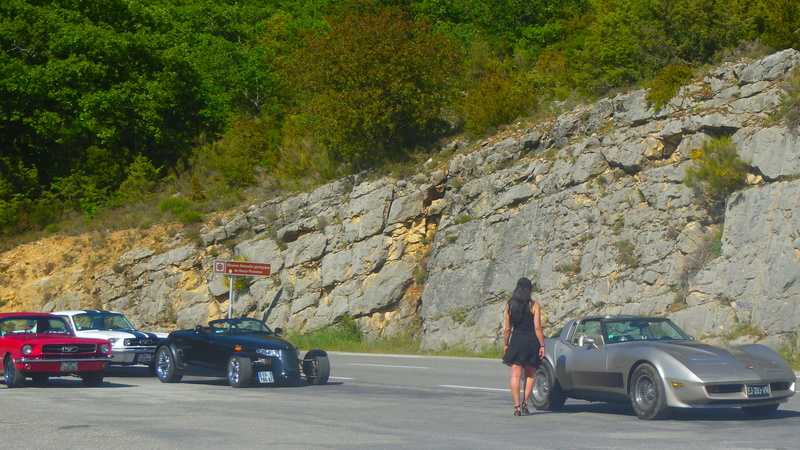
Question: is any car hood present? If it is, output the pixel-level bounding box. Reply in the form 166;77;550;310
651;341;792;379
74;329;167;340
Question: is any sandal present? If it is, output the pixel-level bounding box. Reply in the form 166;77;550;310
513;405;521;416
521;403;529;415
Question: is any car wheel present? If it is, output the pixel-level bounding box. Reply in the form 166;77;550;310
4;357;25;388
741;403;779;417
227;355;252;388
303;353;330;385
630;363;670;420
155;346;183;383
531;360;566;411
30;375;49;386
81;371;104;387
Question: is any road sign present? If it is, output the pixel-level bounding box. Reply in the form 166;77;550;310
213;260;271;277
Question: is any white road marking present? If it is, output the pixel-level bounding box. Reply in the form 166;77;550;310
348;363;429;369
329;376;355;380
439;384;507;392
332;352;422;358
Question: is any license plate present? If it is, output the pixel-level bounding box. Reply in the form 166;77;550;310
745;384;771;398
138;353;152;363
258;371;274;384
60;361;78;371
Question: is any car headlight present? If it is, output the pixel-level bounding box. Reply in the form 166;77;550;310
256;349;280;357
124;339;132;346
108;338;118;345
100;343;111;354
22;344;33;355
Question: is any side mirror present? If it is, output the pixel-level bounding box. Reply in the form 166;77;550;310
274;327;283;335
582;336;600;348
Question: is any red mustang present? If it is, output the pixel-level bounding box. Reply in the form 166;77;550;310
1;312;112;387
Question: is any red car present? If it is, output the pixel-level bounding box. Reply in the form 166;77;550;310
0;313;112;387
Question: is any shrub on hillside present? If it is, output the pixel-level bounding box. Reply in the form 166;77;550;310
289;8;461;166
645;65;694;111
683;136;749;200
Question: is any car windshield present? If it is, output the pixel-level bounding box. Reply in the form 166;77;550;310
0;316;72;336
604;318;690;343
208;318;273;335
72;312;135;331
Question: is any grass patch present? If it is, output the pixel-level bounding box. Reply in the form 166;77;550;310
286;316;502;358
777;346;800;372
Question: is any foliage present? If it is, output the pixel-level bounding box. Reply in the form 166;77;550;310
455;43;538;135
773;68;800;132
159;197;203;224
1;0;799;238
645;65;694;111
683;136;750;200
288;8;461;167
757;0;800;50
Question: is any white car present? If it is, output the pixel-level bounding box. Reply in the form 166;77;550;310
54;310;166;373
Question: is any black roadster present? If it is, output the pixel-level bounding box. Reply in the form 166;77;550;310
154;318;329;388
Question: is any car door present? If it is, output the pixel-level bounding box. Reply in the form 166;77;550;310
555;319;614;392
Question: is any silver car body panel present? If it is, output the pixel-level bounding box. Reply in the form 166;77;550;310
543;316;796;409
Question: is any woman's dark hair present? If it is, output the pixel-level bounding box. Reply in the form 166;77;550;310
508;277;533;326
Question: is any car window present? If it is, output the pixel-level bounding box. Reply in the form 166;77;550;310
73;313;135;330
605;319;689;342
572;319;602;344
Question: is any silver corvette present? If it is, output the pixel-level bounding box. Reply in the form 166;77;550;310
531;315;797;419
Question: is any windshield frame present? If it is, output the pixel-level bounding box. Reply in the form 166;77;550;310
207;318;273;335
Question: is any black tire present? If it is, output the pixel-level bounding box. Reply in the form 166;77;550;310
4;357;25;388
630;363;670;420
30;374;49;386
531;360;566;411
227;355;252;388
81;371;104;387
303;353;330;385
742;403;779;417
155;346;182;383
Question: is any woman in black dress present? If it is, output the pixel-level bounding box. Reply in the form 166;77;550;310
502;277;545;416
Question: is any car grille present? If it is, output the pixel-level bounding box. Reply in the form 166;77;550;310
41;343;97;355
282;350;300;375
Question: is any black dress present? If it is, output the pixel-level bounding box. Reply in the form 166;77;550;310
502;302;541;367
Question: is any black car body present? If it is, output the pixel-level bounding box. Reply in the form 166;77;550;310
154;318;329;388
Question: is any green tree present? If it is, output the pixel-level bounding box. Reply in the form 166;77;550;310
289;8;461;166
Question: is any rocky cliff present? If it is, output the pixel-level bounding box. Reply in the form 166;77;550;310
2;49;799;355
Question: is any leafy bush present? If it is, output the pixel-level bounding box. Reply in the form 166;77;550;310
683;136;749;200
645;65;694;111
289;8;461;166
774;68;800;132
159;197;203;223
456;45;537;136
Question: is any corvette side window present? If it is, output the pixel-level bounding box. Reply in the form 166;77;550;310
572;320;601;345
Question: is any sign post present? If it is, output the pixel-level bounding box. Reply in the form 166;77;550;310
213;260;272;318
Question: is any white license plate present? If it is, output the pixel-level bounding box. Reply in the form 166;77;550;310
138;353;153;363
258;371;274;384
60;361;78;371
745;384;771;398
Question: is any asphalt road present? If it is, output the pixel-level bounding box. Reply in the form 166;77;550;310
1;352;798;449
